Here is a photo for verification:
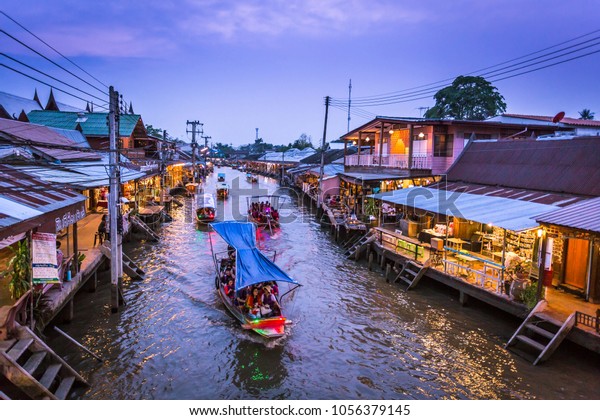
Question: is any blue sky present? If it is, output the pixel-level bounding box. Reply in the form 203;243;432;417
1;1;599;146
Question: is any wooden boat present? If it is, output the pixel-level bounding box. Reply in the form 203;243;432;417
245;173;258;183
210;222;301;338
217;172;226;182
216;182;230;199
246;195;284;232
196;193;216;223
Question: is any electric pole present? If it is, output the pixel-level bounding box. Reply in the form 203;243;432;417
108;86;123;313
186;120;203;187
201;135;211;167
318;96;330;207
347;79;352;133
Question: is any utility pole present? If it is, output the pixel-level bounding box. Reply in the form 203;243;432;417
347;79;352;133
318;96;330;207
186;120;203;187
108;86;122;313
160;130;167;206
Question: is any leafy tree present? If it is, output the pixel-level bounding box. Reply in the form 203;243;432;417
578;108;595;120
424;76;506;120
291;133;313;149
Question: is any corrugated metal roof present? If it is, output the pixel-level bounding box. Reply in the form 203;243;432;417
370;187;560;231
14;153;146;189
27;110;142;137
446;137;600;197
48;127;91;148
258;148;317;163
0;119;99;162
536;197;600;233
342;172;407;182
499;113;600;128
0;164;86;237
0;91;43;118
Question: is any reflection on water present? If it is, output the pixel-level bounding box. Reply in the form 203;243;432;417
44;167;600;400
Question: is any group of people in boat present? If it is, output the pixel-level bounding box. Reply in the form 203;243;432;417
219;248;281;319
249;201;279;224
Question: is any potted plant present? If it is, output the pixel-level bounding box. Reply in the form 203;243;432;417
77;252;86;268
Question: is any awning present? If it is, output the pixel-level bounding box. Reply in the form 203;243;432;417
211;222;299;290
369;187;561;232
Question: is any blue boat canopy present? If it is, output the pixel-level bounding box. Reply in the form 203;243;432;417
211;222;299;290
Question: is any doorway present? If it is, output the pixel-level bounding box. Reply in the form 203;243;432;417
564;238;590;290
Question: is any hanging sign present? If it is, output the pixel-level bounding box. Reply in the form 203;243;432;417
32;232;60;284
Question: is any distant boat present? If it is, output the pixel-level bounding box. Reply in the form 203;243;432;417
196;193;216;223
217;173;226;182
210;222;301;338
246;195;284;233
216;182;230;199
246;173;258;183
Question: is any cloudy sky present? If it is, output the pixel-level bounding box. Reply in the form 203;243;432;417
2;1;599;146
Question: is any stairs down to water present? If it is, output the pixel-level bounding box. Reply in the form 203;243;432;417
345;230;376;260
0;326;88;399
394;260;428;291
505;300;576;365
131;215;160;242
99;241;146;280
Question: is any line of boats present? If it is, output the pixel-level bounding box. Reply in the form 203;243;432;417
194;172;299;338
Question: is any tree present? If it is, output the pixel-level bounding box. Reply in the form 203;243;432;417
424;76;507;120
578;108;595;120
291;133;313;149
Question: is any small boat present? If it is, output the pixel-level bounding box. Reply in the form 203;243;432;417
247;195;284;232
217;173;226;182
196;193;216;223
185;183;199;194
216;182;230;199
210;222;301;338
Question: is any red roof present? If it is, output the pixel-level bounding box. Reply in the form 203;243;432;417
446;137;600;197
0;119;99;162
503;113;600;127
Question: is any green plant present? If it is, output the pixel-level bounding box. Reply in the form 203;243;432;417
521;281;540;309
77;252;86;264
2;240;30;300
364;198;378;217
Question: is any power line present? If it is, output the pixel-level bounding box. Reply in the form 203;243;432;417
0;10;109;90
0;29;108;97
1;53;109;104
0;63;109;108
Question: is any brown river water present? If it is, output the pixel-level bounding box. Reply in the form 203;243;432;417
45;167;600;399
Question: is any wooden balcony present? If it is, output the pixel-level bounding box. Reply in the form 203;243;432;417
345;153;432;170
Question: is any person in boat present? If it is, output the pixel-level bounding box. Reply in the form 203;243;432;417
224;279;235;301
245;287;262;314
260;286;281;317
267;281;279;296
271;209;279;221
221;267;235;285
236;286;250;311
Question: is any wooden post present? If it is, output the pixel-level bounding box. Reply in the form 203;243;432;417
385;263;392;282
63;298;74;323
88;270;98;292
536;230;547;301
459;290;469;306
367;245;373;271
378;121;384;167
73;222;79;274
501;228;507;289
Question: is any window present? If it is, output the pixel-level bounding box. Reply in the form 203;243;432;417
434;134;453;157
412;139;427;155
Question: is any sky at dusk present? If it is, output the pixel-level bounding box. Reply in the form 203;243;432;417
1;1;599;146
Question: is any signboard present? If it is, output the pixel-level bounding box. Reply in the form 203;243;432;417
32;232;60;284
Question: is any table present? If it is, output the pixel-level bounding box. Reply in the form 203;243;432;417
455;254;477;278
447;238;467;250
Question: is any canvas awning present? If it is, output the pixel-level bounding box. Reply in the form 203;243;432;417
369;187;561;232
211;222;298;290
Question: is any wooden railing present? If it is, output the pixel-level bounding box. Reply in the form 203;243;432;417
345;153;432;169
575;311;600;333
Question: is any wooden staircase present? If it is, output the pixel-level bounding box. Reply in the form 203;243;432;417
0;326;88;399
99;241;146;280
395;260;428;291
345;230;376;259
131;214;160;242
505;300;576;365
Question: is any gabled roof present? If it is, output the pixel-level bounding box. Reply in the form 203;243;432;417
445;137;600;197
259;148;317;163
536;197;600;234
0;91;43;119
27;110;143;137
300;147;356;164
0;119;99;162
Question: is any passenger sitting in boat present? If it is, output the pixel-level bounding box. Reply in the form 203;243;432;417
267;281;279;296
271;209;279;221
221;267;234;284
245;287;262;313
224;279;235;301
261;286;280;317
236;286;250;310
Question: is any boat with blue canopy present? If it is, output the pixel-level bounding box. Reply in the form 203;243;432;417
210;221;301;338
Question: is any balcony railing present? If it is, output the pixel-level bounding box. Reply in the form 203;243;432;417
345;153;432;169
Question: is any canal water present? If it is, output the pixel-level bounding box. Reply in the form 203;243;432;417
46;168;600;399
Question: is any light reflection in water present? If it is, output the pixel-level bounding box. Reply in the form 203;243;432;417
44;167;600;400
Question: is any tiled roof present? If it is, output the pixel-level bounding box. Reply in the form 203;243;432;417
27;110;142;137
